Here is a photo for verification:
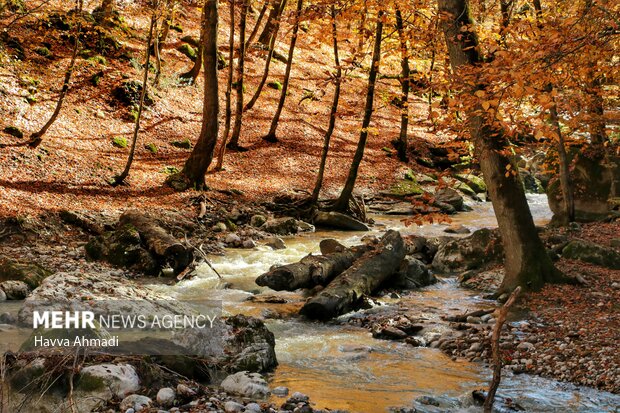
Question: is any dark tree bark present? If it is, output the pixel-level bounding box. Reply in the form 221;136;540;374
180;3;206;84
95;0;115;24
257;0;284;46
300;230;405;320
215;0;236;170
438;0;570;293
311;5;341;204
262;0;303;143
175;0;219;189
112;12;156;186
28;0;83;148
333;9;384;212
395;8;410;162
227;0;250;151
243;0;287;112
245;0;268;49
255;245;370;291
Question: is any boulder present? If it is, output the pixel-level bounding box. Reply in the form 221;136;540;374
434;188;464;211
313;211;370;231
119;394;152;411
387;257;438;290
455;174;487;194
561;240;620;269
264;236;286;250
77;364;141;399
260;217;299;235
444;224;471;234
0;255;53;289
156;387;176;407
0;280;30;300
432;228;503;273
220;371;269;398
250;214;267;227
387;180;423;197
519;168;545;194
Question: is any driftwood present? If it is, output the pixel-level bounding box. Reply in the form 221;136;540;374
255;245;369;291
300;230;405;320
119;210;193;275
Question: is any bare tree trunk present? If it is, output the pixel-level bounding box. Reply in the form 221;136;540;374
180;4;206;84
395;8;410;162
153;19;162;86
243;0;287;112
177;0;220;189
257;0;283;46
333;8;384;212
214;0;236;170
96;0;115;24
28;0;83;148
112;12;156;186
158;4;175;52
311;5;341;205
246;0;268;49
227;0;250;151
438;0;571;293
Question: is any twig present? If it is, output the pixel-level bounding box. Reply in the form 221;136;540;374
66;350;80;413
484;286;522;413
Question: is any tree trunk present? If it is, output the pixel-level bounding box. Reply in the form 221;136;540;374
587;76;607;146
243;0;287;112
153;18;162;86
97;0;115;24
300;230;405;320
245;0;268;49
257;0;284;46
395;8;410;162
214;0;236;170
499;0;513;39
333;9;384;211
180;3;206;84
112;12;156;186
119;210;193;275
178;0;219;189
158;5;175;52
262;0;303;143
28;0;83;148
227;0;250;151
256;245;370;291
438;0;568;293
311;5;341;204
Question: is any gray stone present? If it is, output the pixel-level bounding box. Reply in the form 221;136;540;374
444;224;471;234
272;386;289;396
434;187;464;211
245;402;262;412
242;239;257;249
213;222;227;232
250;215;268;228
313;211;369;231
120;394;152;412
224;401;244;412
0;312;16;324
0;280;30;300
389;257;437;289
517;342;535;351
78;364;141;399
220;371;269;398
265;236;286;250
0;288;5;301
562;240;620;269
225;233;242;246
176;383;196;397
156;387;175;407
261;217;299;235
432;228;503;273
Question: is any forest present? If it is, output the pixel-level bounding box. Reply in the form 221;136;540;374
0;0;618;412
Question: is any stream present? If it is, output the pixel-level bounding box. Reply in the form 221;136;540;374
155;195;620;412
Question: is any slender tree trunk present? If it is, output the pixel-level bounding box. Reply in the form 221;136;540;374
158;5;175;52
353;0;368;65
438;0;569;293
28;0;83;148
97;0;114;24
333;9;384;212
257;0;283;46
546;85;575;223
180;4;206;84
262;0;303;142
112;12;156;186
244;0;287;112
153;19;162;86
311;5;341;205
227;0;249;150
395;8;410;162
214;0;236;170
246;0;268;49
178;0;220;189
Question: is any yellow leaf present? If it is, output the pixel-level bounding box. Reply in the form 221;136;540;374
482;101;491;111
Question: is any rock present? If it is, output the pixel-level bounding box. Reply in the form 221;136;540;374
296;220;315;232
156;387;175;407
220;371;269;398
120;394;152;412
0;255;52;289
264;236;286;250
374;326;408;340
78;364;141;399
432;228;503;273
289;392;310;402
466;316;482;324
561;240;620;269
517;342;535;351
313;211;370;231
0;312;15;323
272;386;289;396
0;280;30;299
444;224;471;234
434;188;464;211
250;214;267;227
388;257;437;289
0;288;6;301
455;174;487;194
319;239;346;254
225;233;242;246
8;357;47;392
261;217;299;235
245;402;262;412
176;383;196;398
114;80;154;107
519;168;545;194
388;179;423;197
223;401;245;412
3;125;24;139
242;239;257;249
213;222;227;232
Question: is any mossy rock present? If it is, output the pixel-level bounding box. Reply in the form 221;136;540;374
171;139;192;149
390;180;423;197
113;80;154;107
34;46;52;58
562;240;620;269
177;43;197;61
452;180;476;197
267;81;282;91
519;168;544;194
0;255;52;289
112;136;128;148
455;173;486;194
144;143;158;153
3;125;23;139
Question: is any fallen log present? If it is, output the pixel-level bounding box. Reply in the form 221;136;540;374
300;230;405;320
255;245;369;291
119;210;193;275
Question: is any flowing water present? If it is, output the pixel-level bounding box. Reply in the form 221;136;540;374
159;195;620;412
